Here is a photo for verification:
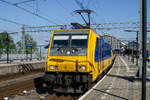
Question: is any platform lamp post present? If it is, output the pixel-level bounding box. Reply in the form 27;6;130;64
124;30;139;66
6;32;18;63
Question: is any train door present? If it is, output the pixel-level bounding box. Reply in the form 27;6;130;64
99;38;102;73
97;38;100;73
101;38;104;72
95;37;100;73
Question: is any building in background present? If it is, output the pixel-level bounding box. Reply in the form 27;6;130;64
102;33;125;54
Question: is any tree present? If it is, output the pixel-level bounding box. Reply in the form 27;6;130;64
16;40;23;54
16;34;37;54
0;31;16;58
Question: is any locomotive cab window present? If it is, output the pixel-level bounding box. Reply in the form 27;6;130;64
52;35;69;47
50;30;89;56
71;35;88;48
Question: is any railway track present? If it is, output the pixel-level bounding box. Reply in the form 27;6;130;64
0;69;43;82
0;74;106;100
0;69;112;100
0;79;34;99
0;57;115;100
0;79;80;100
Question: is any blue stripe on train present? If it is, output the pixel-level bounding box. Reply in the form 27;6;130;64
95;38;111;62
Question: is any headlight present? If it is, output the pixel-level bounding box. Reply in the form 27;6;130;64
66;50;71;55
78;66;86;70
50;66;57;70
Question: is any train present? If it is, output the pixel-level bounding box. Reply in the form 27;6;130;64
34;28;115;93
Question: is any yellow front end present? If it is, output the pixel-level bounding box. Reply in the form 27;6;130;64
46;56;90;72
45;29;92;74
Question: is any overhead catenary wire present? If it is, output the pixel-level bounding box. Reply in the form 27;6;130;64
13;0;36;5
74;0;98;27
0;17;28;26
92;0;107;24
86;0;91;9
74;0;85;9
55;0;73;22
24;22;150;29
55;0;68;11
0;0;58;25
35;0;39;13
21;0;64;24
22;21;150;33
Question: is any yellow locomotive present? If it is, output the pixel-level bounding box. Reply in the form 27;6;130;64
34;28;114;93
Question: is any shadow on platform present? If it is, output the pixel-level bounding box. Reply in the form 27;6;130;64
93;88;128;100
107;74;135;82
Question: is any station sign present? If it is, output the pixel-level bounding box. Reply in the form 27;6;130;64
25;44;33;47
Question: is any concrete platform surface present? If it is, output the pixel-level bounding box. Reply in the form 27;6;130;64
79;56;150;100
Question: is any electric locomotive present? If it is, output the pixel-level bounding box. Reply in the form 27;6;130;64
34;28;114;93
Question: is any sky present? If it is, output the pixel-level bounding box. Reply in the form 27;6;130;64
0;0;150;45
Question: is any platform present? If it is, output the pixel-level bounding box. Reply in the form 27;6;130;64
0;60;45;76
79;56;150;100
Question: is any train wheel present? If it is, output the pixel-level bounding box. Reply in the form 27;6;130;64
82;76;92;92
34;77;47;94
88;75;92;89
36;86;47;94
82;84;88;92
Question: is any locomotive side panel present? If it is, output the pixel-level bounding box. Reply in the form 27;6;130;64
87;30;98;81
